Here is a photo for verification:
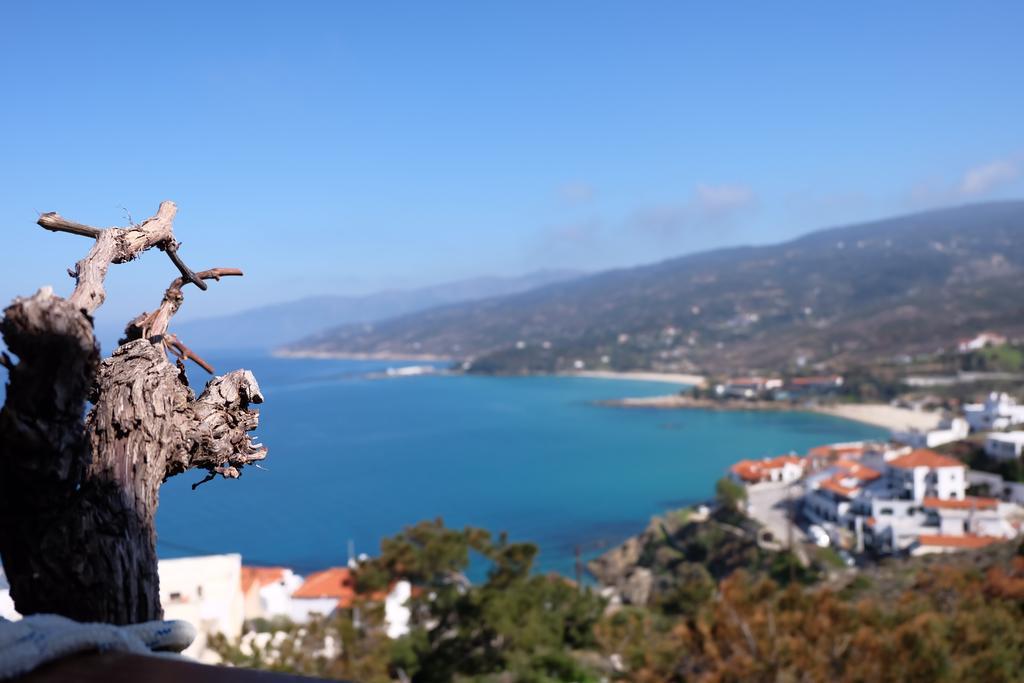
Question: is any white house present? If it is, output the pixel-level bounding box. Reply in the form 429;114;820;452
885;449;966;502
965;393;1024;432
289;567;357;623
159;554;245;663
717;377;783;400
729;454;804;484
892;417;969;449
985;432;1024;461
240;566;304;622
958;332;1007;353
803;461;883;526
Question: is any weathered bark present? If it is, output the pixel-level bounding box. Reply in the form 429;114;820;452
0;203;266;624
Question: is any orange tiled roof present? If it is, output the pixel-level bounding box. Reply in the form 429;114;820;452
843;463;881;482
241;566;287;593
922;496;999;511
917;534;1001;549
292;567;356;608
730;455;803;482
888;449;963;470
729;459;763;482
808;443;866;460
819;478;857;498
790;375;841;385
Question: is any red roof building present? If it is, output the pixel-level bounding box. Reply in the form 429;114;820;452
917;534;1000;549
241;566;288;594
922;496;999;511
292;567;357;609
888;449;964;470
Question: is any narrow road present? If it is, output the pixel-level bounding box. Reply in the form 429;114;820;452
746;482;810;564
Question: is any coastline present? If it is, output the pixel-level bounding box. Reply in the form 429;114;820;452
600;394;941;431
273;349;455;362
560;370;706;387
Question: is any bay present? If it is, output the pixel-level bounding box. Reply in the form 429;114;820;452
154;354;885;576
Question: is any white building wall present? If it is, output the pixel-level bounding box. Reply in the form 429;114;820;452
385;580;412;639
159;554;244;663
985;433;1024;460
935;466;966;500
289;597;340;623
258;572;304;619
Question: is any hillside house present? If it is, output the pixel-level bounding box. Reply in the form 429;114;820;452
803;461;883;524
958;332;1007;353
965;393;1024;432
885;449;966;502
911;534;1002;555
892;417;969;449
289;567;357;622
729;455;804;484
717;377;783;400
241;566;304;622
159;554;245;663
985;432;1024;460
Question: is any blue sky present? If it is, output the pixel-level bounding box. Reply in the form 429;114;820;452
1;2;1022;330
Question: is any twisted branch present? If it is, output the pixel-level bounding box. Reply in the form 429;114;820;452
37;201;208;315
1;201;269;624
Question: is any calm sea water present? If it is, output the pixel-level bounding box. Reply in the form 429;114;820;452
144;354;884;576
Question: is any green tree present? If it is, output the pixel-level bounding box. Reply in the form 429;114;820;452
715;476;747;510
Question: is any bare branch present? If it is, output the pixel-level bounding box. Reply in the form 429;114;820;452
36;202;209;316
128;267;243;341
165;333;214;375
37;212;102;239
161;240;208;291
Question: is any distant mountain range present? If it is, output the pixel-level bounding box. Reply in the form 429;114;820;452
282;201;1024;374
170;269;583;350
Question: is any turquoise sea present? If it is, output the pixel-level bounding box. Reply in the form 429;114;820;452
147;354;884;576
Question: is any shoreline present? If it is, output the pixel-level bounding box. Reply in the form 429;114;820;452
559;370;706;387
273;349;455;362
600;394;941;431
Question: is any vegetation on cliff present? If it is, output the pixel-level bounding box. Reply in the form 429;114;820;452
213;517;1024;682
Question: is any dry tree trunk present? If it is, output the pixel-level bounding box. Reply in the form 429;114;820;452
0;202;268;624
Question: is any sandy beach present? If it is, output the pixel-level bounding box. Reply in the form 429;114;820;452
600;394;943;432
563;370;706;387
810;403;943;431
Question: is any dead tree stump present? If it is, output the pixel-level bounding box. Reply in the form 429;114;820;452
0;202;268;624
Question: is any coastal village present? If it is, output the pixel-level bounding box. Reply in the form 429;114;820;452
3;333;1022;666
2;332;1022;666
721;333;1024;562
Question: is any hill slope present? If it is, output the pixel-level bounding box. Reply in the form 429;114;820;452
283;202;1024;373
171;269;582;350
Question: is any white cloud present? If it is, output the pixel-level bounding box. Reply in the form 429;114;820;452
959;159;1020;197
